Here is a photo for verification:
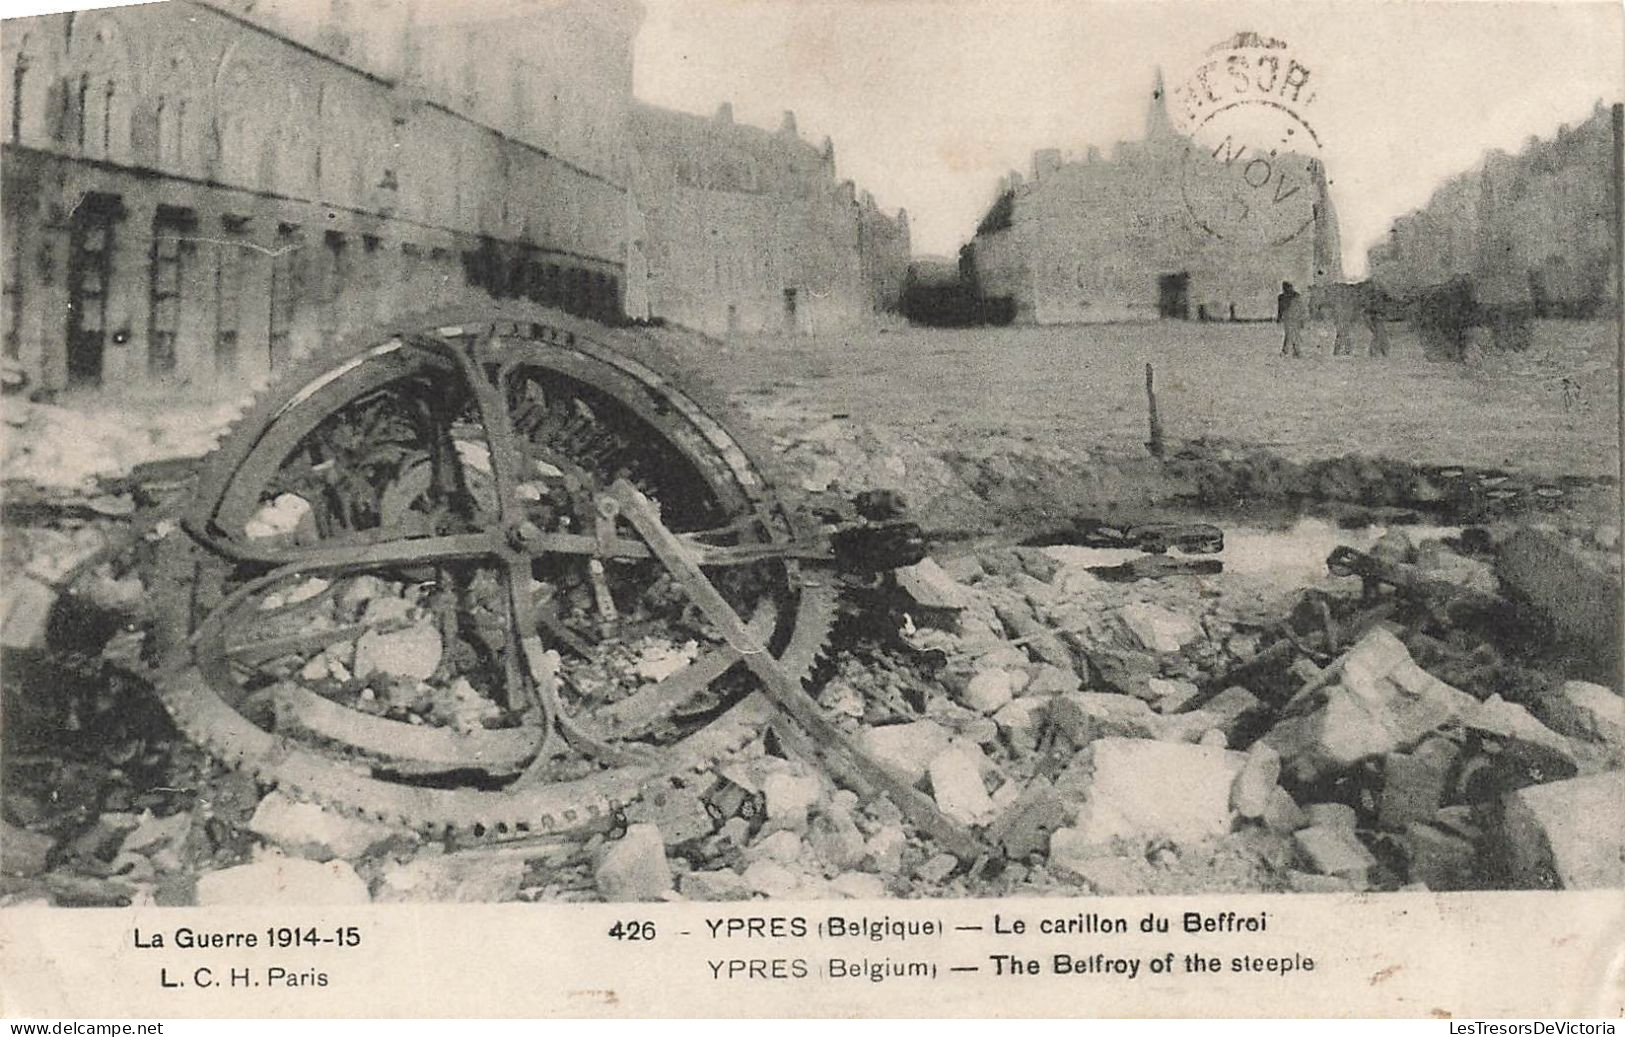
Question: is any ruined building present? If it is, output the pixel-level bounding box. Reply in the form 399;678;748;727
629;102;909;336
963;73;1341;324
0;0;911;397
1366;102;1618;316
1;0;640;396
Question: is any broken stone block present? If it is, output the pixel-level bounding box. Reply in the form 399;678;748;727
961;669;1016;714
1402;822;1477;891
1230;742;1282;820
992;601;1072;670
1413;540;1499;596
1;819;54;877
1293;824;1376;883
679;869;754;901
858;720;954;785
1498;527;1620;680
742;859;805;897
594;823;673;901
1049;692;1159;746
993;697;1049;751
762;769;824;832
374;852;524;903
1537;681;1624;752
1379;738;1459;830
1261;787;1307;834
807;812;865;871
1302;802;1358;830
195;857;371;906
974;643;1031;672
1147;677;1200;713
1158;686;1264;744
1053;832;1118;884
1073;856;1153;895
1022;664;1082;697
745;830;805;865
248;792;401;861
928;745;997;826
2;575;55;650
1498;771;1625;890
829;872;887;899
915;853;959;883
863;826;907;874
936;553;984;584
1118;602;1202;653
896;557;973;611
1058;738;1243;847
352;623;443;682
335;574;391;616
361;594;414;626
1468;695;1577;769
988;779;1068;859
1266;629;1477;781
118;810;194;857
1091;648;1161;699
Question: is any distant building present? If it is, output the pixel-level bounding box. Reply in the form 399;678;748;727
628;102;910;337
1;0;638;396
964;72;1341;325
0;0;910;400
1366;101;1618;316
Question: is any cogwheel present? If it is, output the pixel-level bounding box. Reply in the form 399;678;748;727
150;303;837;839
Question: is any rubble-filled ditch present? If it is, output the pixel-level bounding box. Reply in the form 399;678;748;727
2;394;1621;905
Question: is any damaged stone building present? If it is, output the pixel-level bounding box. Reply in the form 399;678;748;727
1366;101;1619;315
1;0;639;396
963;74;1342;324
0;0;911;397
629;102;909;336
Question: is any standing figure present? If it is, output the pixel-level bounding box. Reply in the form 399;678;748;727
1278;281;1307;357
1363;282;1393;357
1331;281;1393;357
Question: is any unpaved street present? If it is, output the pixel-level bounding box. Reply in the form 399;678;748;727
687;319;1619;479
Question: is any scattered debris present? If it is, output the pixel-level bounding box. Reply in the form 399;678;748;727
594;824;674;901
194;857;372;906
1497;771;1625;889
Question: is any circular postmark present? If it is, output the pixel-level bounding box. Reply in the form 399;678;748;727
1171;34;1326;250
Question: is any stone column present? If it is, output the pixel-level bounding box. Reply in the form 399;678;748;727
102;190;153;390
175;210;215;391
236;217;274;388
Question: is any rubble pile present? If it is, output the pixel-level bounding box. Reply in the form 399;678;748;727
3;421;1620;905
2;397;246;494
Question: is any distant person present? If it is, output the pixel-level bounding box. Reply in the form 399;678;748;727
1278;281;1306;357
1363;282;1393;357
1330;282;1392;357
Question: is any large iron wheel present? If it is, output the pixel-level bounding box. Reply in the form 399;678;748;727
151;305;835;839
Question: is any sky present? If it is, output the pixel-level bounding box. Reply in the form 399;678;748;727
634;0;1623;275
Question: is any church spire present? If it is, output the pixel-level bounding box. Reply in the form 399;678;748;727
1146;67;1176;141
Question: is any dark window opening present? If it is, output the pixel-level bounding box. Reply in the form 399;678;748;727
66;193;121;387
214;218;247;375
148;206;198;376
11;57;28;143
1156;272;1190;320
269;223;303;370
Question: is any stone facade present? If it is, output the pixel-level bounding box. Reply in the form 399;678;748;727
629;102;909;336
964;76;1340;325
0;0;637;396
1366;102;1617;314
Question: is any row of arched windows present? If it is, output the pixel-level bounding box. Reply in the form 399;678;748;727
4;13;351;196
